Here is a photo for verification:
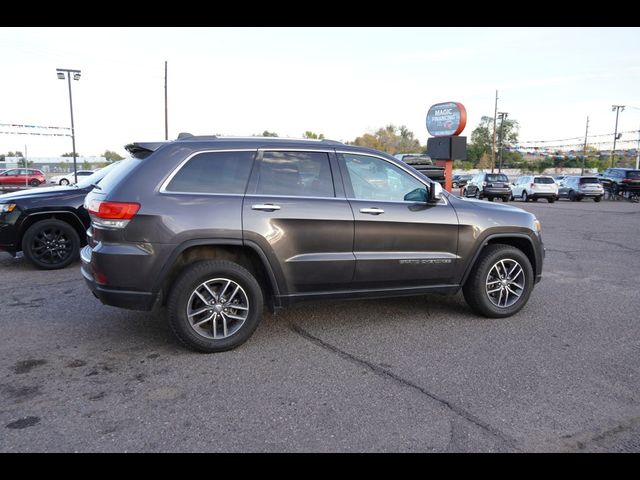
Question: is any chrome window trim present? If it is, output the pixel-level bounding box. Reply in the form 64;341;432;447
245;193;346;201
159;149;257;195
336;150;448;206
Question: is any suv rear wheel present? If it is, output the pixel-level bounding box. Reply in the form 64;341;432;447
167;260;264;353
522;191;529;202
463;244;534;318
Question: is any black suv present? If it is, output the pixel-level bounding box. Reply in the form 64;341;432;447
0;162;122;269
464;172;512;202
598;168;640;195
82;136;544;352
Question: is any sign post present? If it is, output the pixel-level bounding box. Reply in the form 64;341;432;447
426;102;467;192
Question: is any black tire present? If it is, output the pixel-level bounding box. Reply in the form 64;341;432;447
452;182;458;189
522;191;529;202
576;195;582;202
475;190;481;200
532;197;538;202
30;179;40;187
594;196;602;203
167;260;264;353
462;244;534;318
21;218;80;270
502;196;509;202
611;184;619;197
547;197;555;203
59;178;69;186
488;196;494;202
569;191;576;202
462;188;468;197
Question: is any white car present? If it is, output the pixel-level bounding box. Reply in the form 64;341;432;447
49;170;95;185
511;175;559;203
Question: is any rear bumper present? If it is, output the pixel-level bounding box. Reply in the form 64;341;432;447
482;188;511;196
577;190;604;197
530;192;558;198
81;245;157;311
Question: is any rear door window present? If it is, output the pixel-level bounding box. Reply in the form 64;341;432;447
257;151;335;198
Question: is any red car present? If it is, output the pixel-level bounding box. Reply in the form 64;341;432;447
0;168;46;187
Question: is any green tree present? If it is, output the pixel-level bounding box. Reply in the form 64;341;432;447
104;150;124;162
61;152;80;157
467;116;520;166
7;151;24;157
351;124;421;155
58;159;69;172
303;131;325;139
82;160;91;170
260;130;278;137
18;157;33;168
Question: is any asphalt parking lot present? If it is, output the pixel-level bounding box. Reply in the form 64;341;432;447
1;197;639;452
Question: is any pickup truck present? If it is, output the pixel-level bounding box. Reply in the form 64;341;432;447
394;154;446;187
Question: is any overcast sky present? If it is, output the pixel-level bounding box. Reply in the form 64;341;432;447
1;27;640;157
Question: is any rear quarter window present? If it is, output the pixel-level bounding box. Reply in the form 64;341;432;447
165;151;255;194
626;171;640;179
95;157;142;194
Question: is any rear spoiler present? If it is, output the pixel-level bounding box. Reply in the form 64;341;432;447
124;142;166;158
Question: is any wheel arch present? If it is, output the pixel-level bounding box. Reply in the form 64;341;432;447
155;239;281;311
19;210;87;251
461;233;538;287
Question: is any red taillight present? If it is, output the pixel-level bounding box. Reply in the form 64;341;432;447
530;183;535;188
88;200;140;219
622;179;632;183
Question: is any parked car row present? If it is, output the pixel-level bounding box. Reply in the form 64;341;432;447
457;171;640;203
0;168;97;187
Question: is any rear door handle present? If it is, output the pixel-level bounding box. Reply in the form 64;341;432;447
252;204;281;211
359;207;385;215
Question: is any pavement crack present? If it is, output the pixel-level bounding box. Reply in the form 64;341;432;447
289;321;519;450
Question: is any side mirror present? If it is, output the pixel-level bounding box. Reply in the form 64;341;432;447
428;182;443;203
404;187;428;203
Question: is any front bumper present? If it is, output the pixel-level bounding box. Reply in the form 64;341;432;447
81;245;157;311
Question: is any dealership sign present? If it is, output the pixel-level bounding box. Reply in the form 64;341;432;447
426;102;467;137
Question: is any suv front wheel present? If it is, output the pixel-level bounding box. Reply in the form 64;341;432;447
463;244;534;318
167;260;264;353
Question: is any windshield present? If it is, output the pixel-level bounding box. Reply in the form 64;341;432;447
486;174;508;182
534;177;555;184
75;161;123;189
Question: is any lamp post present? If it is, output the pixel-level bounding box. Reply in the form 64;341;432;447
56;68;81;183
497;112;508;173
611;105;625;168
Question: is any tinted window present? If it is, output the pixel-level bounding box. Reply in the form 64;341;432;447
579;177;600;184
534;177;555;184
627;170;640;179
166;151;254;194
486;174;508;182
257;151;334;197
342;153;424;202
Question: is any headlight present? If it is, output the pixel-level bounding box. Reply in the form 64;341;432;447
533;219;542;233
0;203;17;213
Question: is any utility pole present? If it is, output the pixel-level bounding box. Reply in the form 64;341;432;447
164;61;168;140
581;116;589;176
497;112;508;173
611;105;625;168
491;90;498;173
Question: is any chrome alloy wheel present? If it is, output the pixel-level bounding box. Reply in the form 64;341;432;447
485;258;525;308
186;278;249;340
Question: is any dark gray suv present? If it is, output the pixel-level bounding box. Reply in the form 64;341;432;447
81;135;544;352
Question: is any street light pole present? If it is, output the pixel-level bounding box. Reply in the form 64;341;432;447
611;105;625;169
57;68;81;184
498;112;508;173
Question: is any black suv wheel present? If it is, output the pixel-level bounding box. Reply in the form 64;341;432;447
167;260;264;353
22;219;80;270
463;244;534;318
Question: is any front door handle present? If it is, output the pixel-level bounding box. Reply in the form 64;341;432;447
359;207;385;215
252;204;281;211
